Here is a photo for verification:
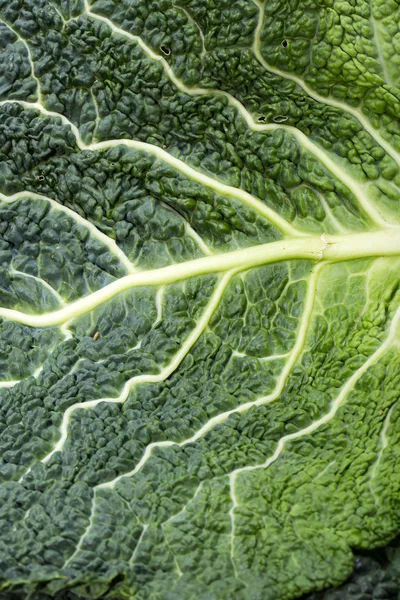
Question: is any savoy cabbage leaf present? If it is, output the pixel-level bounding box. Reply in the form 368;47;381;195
1;0;400;598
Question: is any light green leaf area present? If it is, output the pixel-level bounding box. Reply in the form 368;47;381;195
0;1;400;599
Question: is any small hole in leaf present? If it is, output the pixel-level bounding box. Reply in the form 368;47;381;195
281;39;288;48
38;174;45;181
160;45;171;55
257;115;266;123
273;115;288;123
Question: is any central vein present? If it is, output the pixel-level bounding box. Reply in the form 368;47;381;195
0;229;399;327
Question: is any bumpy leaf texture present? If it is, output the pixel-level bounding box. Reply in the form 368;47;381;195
0;0;400;598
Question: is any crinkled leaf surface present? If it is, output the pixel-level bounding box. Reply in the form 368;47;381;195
1;0;400;599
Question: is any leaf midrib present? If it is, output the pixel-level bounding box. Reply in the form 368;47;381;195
1;228;399;327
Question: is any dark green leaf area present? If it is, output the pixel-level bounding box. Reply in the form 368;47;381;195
0;276;218;483
0;198;126;309
0;22;37;102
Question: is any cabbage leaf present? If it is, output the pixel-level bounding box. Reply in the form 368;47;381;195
1;0;400;599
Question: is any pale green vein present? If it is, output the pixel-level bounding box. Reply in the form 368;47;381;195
155;286;165;327
33;274;233;562
161;482;204;528
0;6;393;229
35;272;233;467
1;229;400;328
172;265;321;447
22;263;320;492
48;1;68;26
68;264;313;500
313;189;349;234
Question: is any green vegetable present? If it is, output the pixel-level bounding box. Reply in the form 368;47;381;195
1;0;400;598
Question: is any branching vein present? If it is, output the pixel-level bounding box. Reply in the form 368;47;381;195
0;19;42;102
29;271;234;469
369;402;397;504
